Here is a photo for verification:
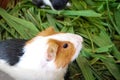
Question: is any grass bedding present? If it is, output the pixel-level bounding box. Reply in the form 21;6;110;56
0;0;120;80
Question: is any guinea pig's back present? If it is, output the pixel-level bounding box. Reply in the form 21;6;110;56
0;39;27;66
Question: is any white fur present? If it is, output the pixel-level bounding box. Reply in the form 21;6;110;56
66;2;71;7
43;0;54;10
0;33;83;80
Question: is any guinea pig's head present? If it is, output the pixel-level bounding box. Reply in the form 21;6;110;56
46;34;83;68
25;27;83;69
32;0;69;10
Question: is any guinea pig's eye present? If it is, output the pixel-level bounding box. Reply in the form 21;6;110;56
63;43;68;48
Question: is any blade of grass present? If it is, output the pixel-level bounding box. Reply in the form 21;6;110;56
61;26;74;33
44;10;102;17
114;8;120;35
106;0;120;35
76;51;95;80
0;8;39;39
0;21;16;38
101;57;120;80
93;31;120;59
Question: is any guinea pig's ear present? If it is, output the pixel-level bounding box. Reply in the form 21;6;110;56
47;41;58;61
37;27;58;36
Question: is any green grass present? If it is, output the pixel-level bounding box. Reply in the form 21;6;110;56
0;0;120;80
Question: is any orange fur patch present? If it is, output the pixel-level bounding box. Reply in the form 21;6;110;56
25;38;35;45
37;27;59;36
47;39;75;68
26;27;60;44
47;41;58;61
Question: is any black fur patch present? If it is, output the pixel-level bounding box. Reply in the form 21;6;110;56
50;0;68;10
0;39;27;66
32;0;68;10
32;0;44;7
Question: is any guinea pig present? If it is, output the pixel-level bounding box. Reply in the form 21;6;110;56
0;27;83;80
32;0;70;10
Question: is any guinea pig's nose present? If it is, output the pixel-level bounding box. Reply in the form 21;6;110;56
72;35;83;49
